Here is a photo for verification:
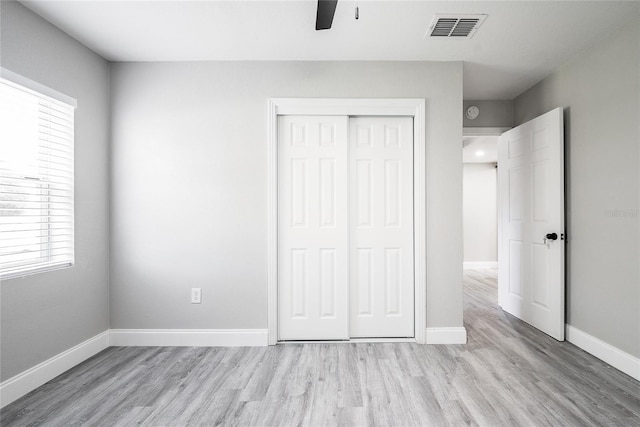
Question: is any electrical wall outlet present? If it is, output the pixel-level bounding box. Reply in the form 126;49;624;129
191;288;202;304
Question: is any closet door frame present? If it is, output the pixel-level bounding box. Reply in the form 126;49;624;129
267;98;426;345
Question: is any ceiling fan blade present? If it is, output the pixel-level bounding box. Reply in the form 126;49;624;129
316;0;338;30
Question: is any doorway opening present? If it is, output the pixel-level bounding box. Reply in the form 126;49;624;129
462;127;508;317
463;127;508;270
464;108;566;342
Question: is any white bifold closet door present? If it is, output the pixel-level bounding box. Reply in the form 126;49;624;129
278;115;413;341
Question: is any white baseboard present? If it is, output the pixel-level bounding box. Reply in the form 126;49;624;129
109;329;269;347
464;262;498;269
0;330;109;409
0;328;265;408
426;327;467;344
566;325;640;381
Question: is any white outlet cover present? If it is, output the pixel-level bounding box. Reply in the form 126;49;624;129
191;288;202;304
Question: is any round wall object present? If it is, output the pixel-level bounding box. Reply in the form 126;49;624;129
466;105;480;120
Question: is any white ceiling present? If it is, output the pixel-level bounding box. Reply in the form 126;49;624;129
19;1;639;99
463;135;497;163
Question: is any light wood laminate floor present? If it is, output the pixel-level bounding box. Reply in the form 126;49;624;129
2;269;639;426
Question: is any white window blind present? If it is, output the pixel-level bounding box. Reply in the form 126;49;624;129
0;77;75;279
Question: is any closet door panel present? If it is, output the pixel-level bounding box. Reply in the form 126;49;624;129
349;117;414;338
278;115;349;340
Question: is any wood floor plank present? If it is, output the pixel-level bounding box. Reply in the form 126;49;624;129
336;344;364;409
2;269;639;426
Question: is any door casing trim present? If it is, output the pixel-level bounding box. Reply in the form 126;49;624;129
267;98;426;345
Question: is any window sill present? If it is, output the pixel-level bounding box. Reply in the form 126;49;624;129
1;262;74;281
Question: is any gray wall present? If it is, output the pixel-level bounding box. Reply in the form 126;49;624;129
514;16;640;357
463;100;513;128
0;1;111;380
109;61;464;331
463;164;497;264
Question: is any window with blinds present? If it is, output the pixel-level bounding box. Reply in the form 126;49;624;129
0;77;75;279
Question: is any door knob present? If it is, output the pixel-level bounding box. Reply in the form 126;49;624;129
544;233;558;244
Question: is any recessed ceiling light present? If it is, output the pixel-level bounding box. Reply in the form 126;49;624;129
475;150;485;157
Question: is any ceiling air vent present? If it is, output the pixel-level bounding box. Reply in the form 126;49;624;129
427;14;487;39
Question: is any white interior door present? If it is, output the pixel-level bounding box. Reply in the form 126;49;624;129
278;115;349;340
498;108;565;340
349;117;414;338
